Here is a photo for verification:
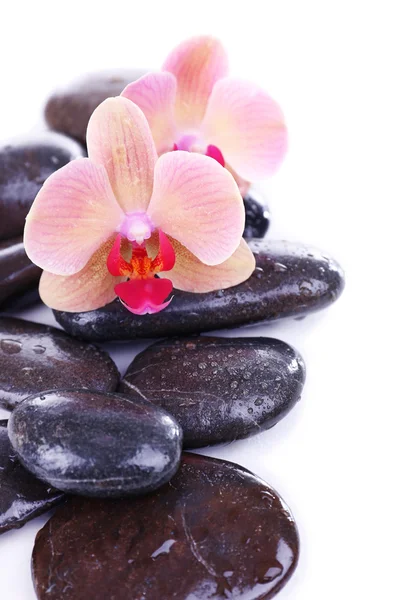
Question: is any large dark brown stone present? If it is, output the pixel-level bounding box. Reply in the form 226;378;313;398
54;239;345;342
0;317;119;410
9;390;182;497
0;420;63;535
45;69;148;143
119;336;305;448
32;453;299;599
0;237;41;310
0;132;85;240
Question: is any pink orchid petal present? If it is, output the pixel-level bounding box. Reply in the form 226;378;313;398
147;151;244;267
115;277;173;315
86;97;157;213
163;35;229;129
121;72;177;155
226;164;251;198
106;234;133;277
151;229;176;272
206;144;225;167
164;237;256;292
201;77;288;181
39;237;126;312
24;158;124;276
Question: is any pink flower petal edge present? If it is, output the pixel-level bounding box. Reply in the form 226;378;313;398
24;158;124;276
39;237;126;312
201;77;288;181
147;151;244;266
162;35;229;129
86;97;158;213
121;72;177;155
164;237;256;293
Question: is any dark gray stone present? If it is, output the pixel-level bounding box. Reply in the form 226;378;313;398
54;239;345;342
0;132;85;240
45;69;148;143
0;420;63;535
32;454;299;600
243;193;270;238
119;336;305;448
8;390;183;498
0;237;41;310
0;317;119;410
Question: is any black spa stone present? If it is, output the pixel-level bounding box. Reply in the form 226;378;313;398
32;454;299;600
8;390;183;498
243;193;271;238
0;317;119;410
45;69;148;143
54;239;345;342
0;420;63;535
0;132;85;240
119;336;305;448
0;237;41;310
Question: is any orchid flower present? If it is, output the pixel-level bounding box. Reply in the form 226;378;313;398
121;36;287;196
24;97;255;315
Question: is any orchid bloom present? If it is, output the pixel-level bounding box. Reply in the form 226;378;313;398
24;97;255;315
121;36;287;196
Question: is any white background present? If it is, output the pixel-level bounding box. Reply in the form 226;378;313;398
1;1;411;598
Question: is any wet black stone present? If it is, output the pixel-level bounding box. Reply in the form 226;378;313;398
243;193;271;238
0;420;63;535
0;237;41;310
0;317;119;410
45;69;148;143
32;453;299;600
0;132;85;240
54;239;345;342
9;390;182;498
120;336;305;448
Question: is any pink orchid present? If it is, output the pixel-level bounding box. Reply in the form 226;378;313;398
121;35;287;196
24;97;255;315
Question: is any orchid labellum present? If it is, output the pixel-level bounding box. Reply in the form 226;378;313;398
122;36;287;196
24;97;255;315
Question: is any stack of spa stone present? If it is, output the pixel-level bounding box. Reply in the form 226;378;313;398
0;71;344;600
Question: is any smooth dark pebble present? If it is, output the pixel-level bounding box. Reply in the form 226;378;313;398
0;132;85;240
0;237;41;310
0;420;63;535
0;317;119;410
54;239;345;342
45;69;148;143
243;193;271;238
120;336;305;448
8;390;182;497
32;453;299;600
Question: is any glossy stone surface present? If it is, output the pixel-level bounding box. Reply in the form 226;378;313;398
0;420;63;535
243;193;271;239
0;132;85;240
0;237;41;310
54;240;345;342
32;454;299;599
45;69;147;143
120;336;305;448
0;317;119;410
9;390;182;497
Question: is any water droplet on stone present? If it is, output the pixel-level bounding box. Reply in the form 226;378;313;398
33;345;46;354
1;339;22;354
254;398;264;406
247;408;253;414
